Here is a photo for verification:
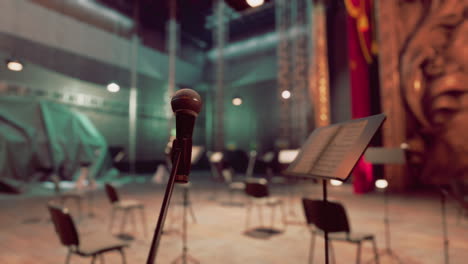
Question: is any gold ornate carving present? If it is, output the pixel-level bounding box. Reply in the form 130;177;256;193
309;1;331;128
378;0;468;187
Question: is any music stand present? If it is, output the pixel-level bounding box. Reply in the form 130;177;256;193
171;183;200;264
277;149;302;224
285;114;386;264
364;147;405;264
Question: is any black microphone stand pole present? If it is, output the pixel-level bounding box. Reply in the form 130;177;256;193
147;147;182;264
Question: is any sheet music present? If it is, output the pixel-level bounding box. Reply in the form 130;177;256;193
309;120;368;177
290;125;340;174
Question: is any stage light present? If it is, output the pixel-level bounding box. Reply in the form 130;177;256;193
281;90;291;99
330;179;343;186
6;59;23;72
246;0;264;8
210;152;223;163
232;96;242;106
375;179;388;189
107;82;120;93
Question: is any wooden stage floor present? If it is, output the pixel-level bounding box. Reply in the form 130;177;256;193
1;171;467;264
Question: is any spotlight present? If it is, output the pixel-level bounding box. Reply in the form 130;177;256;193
281;90;291;99
246;0;264;8
232;96;242;106
210;152;223;163
107;82;120;93
6;59;24;72
330;179;343;186
375;179;388;189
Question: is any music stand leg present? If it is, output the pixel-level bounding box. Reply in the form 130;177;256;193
372;188;404;264
171;187;199;264
323;180;329;264
441;191;450;264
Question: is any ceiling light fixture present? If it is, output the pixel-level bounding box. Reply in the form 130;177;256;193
232;96;243;106
330;180;343;186
246;0;265;8
6;59;24;72
281;90;291;99
107;82;120;93
375;179;388;189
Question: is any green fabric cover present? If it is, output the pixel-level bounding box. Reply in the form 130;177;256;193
0;96;112;181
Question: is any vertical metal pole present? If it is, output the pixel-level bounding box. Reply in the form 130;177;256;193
214;0;226;151
322;179;329;264
441;190;450;264
276;0;292;147
167;0;178;135
128;38;138;173
384;188;391;251
129;3;139;175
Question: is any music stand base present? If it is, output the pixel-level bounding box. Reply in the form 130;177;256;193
171;252;200;264
368;248;404;264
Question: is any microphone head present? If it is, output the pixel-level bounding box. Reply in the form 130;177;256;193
171;89;202;116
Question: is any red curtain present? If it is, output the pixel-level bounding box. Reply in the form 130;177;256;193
345;0;375;194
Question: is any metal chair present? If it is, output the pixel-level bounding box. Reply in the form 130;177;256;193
51;174;85;219
105;183;147;236
244;178;287;231
302;198;379;264
48;204;128;264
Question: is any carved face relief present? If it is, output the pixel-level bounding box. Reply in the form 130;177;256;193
401;0;468;183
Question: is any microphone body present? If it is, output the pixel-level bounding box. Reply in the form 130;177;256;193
170;89;202;183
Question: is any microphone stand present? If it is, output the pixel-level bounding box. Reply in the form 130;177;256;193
146;147;182;264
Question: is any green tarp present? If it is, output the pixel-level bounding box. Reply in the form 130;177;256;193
0;96;112;182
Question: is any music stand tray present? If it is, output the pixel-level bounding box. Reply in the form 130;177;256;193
284;114;386;264
286;114;386;181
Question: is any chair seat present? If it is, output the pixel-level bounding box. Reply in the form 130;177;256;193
311;228;374;242
250;197;283;206
77;233;128;256
61;190;85;199
114;199;143;209
229;182;246;190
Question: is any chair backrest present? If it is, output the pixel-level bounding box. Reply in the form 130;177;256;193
245;150;257;178
450;179;468;205
222;168;235;183
302;198;350;233
105;183;120;203
48;204;79;247
245;178;269;198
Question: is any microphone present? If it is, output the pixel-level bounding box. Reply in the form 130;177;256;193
171;89;202;183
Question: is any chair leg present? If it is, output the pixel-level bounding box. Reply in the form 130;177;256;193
356;242;362;264
65;249;72;264
271;205;276;229
140;207;148;237
188;202;197;224
308;232;316;264
91;255;97;264
280;202;287;230
77;197;83;219
245;203;252;230
100;254;105;264
258;204;264;227
120;209;128;233
120;248;127;264
371;238;380;264
330;241;336;264
109;208;116;231
130;209;138;234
